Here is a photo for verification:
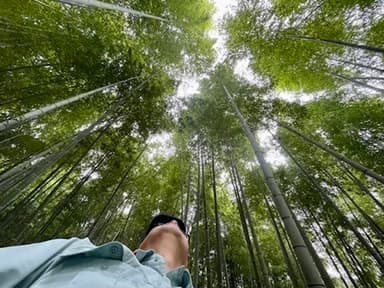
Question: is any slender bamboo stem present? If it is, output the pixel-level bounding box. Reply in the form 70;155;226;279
278;121;384;184
287;35;384;54
224;86;325;287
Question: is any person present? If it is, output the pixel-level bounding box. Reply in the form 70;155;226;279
0;214;192;288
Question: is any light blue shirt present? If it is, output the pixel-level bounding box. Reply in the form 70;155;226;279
0;238;193;288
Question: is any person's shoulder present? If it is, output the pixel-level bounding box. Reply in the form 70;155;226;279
0;237;95;267
0;237;92;287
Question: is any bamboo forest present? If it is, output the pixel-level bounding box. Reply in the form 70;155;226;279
1;0;384;287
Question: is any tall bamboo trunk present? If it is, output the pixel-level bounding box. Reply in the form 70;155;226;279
0;163;64;231
0;63;52;73
287;35;384;53
210;148;223;287
351;76;384;81
229;159;260;287
184;159;191;224
179;154;185;221
33;154;107;241
331;58;384;73
290;211;335;288
263;193;305;288
0;140;65;185
330;217;376;287
278;121;384;184
233;161;271;288
16;147;103;242
306;210;354;288
200;150;211;288
113;199;136;241
58;0;167;22
0;114;111;210
321;167;384;240
193;143;202;287
280;142;384;272
87;145;146;238
330;72;384;93
96;196;128;243
224;86;325;287
338;162;384;211
0;78;135;132
337;191;384;257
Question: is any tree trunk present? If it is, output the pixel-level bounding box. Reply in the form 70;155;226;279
193;144;202;288
0;140;65;185
338;191;384;258
201;150;211;288
264;194;304;288
210;147;223;287
233;161;271;288
278;121;384;184
179;154;185;221
95;196;128;243
0;43;31;49
287;35;384;54
229;160;260;287
15;139;108;242
184;159;191;224
330;219;376;287
291;211;335;288
33;154;107;241
113;200;136;241
350;77;384;81
0;63;51;73
87;145;146;238
224;86;325;287
0;115;111;210
59;0;167;22
321;167;384;240
330;72;384;93
280;142;384;272
0;162;64;231
0;77;135;132
307;210;357;288
331;58;384;73
338;162;384;211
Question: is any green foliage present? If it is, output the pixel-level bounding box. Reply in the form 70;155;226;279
272;0;305;16
1;1;384;287
226;0;381;93
366;19;384;47
301;96;384;173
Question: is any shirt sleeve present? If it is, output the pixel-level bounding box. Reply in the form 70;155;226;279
0;238;77;287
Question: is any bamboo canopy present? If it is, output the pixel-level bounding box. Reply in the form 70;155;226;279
0;0;383;287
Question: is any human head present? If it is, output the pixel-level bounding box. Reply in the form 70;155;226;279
139;214;189;271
